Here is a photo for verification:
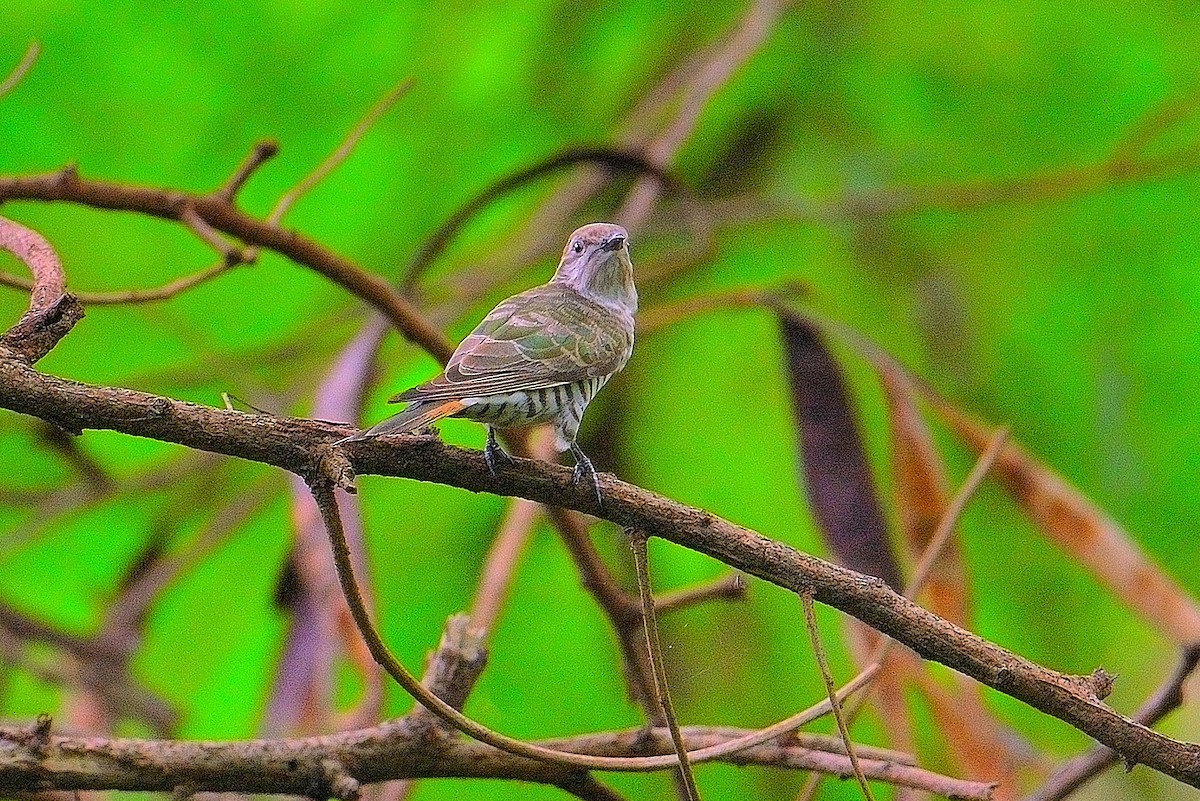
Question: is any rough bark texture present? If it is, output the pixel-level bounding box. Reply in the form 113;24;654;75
1;355;1198;789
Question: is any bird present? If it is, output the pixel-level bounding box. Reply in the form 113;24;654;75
341;222;637;504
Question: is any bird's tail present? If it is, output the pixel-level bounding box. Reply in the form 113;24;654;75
338;399;467;443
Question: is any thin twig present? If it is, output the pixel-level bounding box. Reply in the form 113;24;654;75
630;533;701;801
0;261;233;305
796;426;1011;801
653;573;745;613
468;427;557;632
801;590;875;801
179;203;244;265
0;42;39;98
903;429;1010;600
218;140;280;201
266;78;413;226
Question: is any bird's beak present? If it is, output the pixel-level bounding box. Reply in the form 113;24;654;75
600;235;626;253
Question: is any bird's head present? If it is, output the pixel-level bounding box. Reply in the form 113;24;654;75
552;222;638;315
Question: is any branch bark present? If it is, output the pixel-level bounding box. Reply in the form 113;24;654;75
0;717;991;799
0;356;1196;788
0;169;452;362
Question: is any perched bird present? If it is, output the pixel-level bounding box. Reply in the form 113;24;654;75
343;222;637;504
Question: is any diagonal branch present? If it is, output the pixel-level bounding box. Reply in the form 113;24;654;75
1023;642;1200;801
0;357;1196;787
0;42;39;98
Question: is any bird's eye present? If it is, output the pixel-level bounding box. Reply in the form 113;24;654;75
572;240;584;254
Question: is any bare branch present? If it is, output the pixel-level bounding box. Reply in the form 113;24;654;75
0;215;65;313
402;614;489;737
0;169;453;362
0;717;991;798
1023;642;1200;801
0;215;83;363
0;359;1190;785
217;140;279;201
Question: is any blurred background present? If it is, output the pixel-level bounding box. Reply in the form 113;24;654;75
2;1;1200;799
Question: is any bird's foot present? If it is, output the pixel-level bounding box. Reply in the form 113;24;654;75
569;443;603;507
484;428;514;477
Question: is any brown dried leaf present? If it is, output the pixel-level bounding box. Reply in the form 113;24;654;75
879;366;972;627
914;672;1030;799
779;312;902;590
933;400;1200;643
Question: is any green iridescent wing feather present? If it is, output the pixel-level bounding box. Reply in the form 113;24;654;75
390;284;632;403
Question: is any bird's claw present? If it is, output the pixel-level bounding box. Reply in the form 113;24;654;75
484;428;513;477
570;445;603;508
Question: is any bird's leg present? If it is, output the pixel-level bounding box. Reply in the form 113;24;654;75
569;441;603;507
484;426;513;476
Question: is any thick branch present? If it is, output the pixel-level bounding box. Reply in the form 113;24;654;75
0;360;1197;787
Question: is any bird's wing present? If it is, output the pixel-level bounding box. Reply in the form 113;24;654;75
390;284;632;403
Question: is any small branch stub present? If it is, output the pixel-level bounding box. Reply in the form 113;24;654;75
322;759;361;801
0;216;83;362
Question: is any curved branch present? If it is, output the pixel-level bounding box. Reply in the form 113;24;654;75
0;215;83;363
400;147;681;291
0;359;1196;788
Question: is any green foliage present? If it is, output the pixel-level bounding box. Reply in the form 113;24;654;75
3;2;1200;799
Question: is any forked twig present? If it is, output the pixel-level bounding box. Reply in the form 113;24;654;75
311;465;919;778
311;471;693;772
266;79;413;226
